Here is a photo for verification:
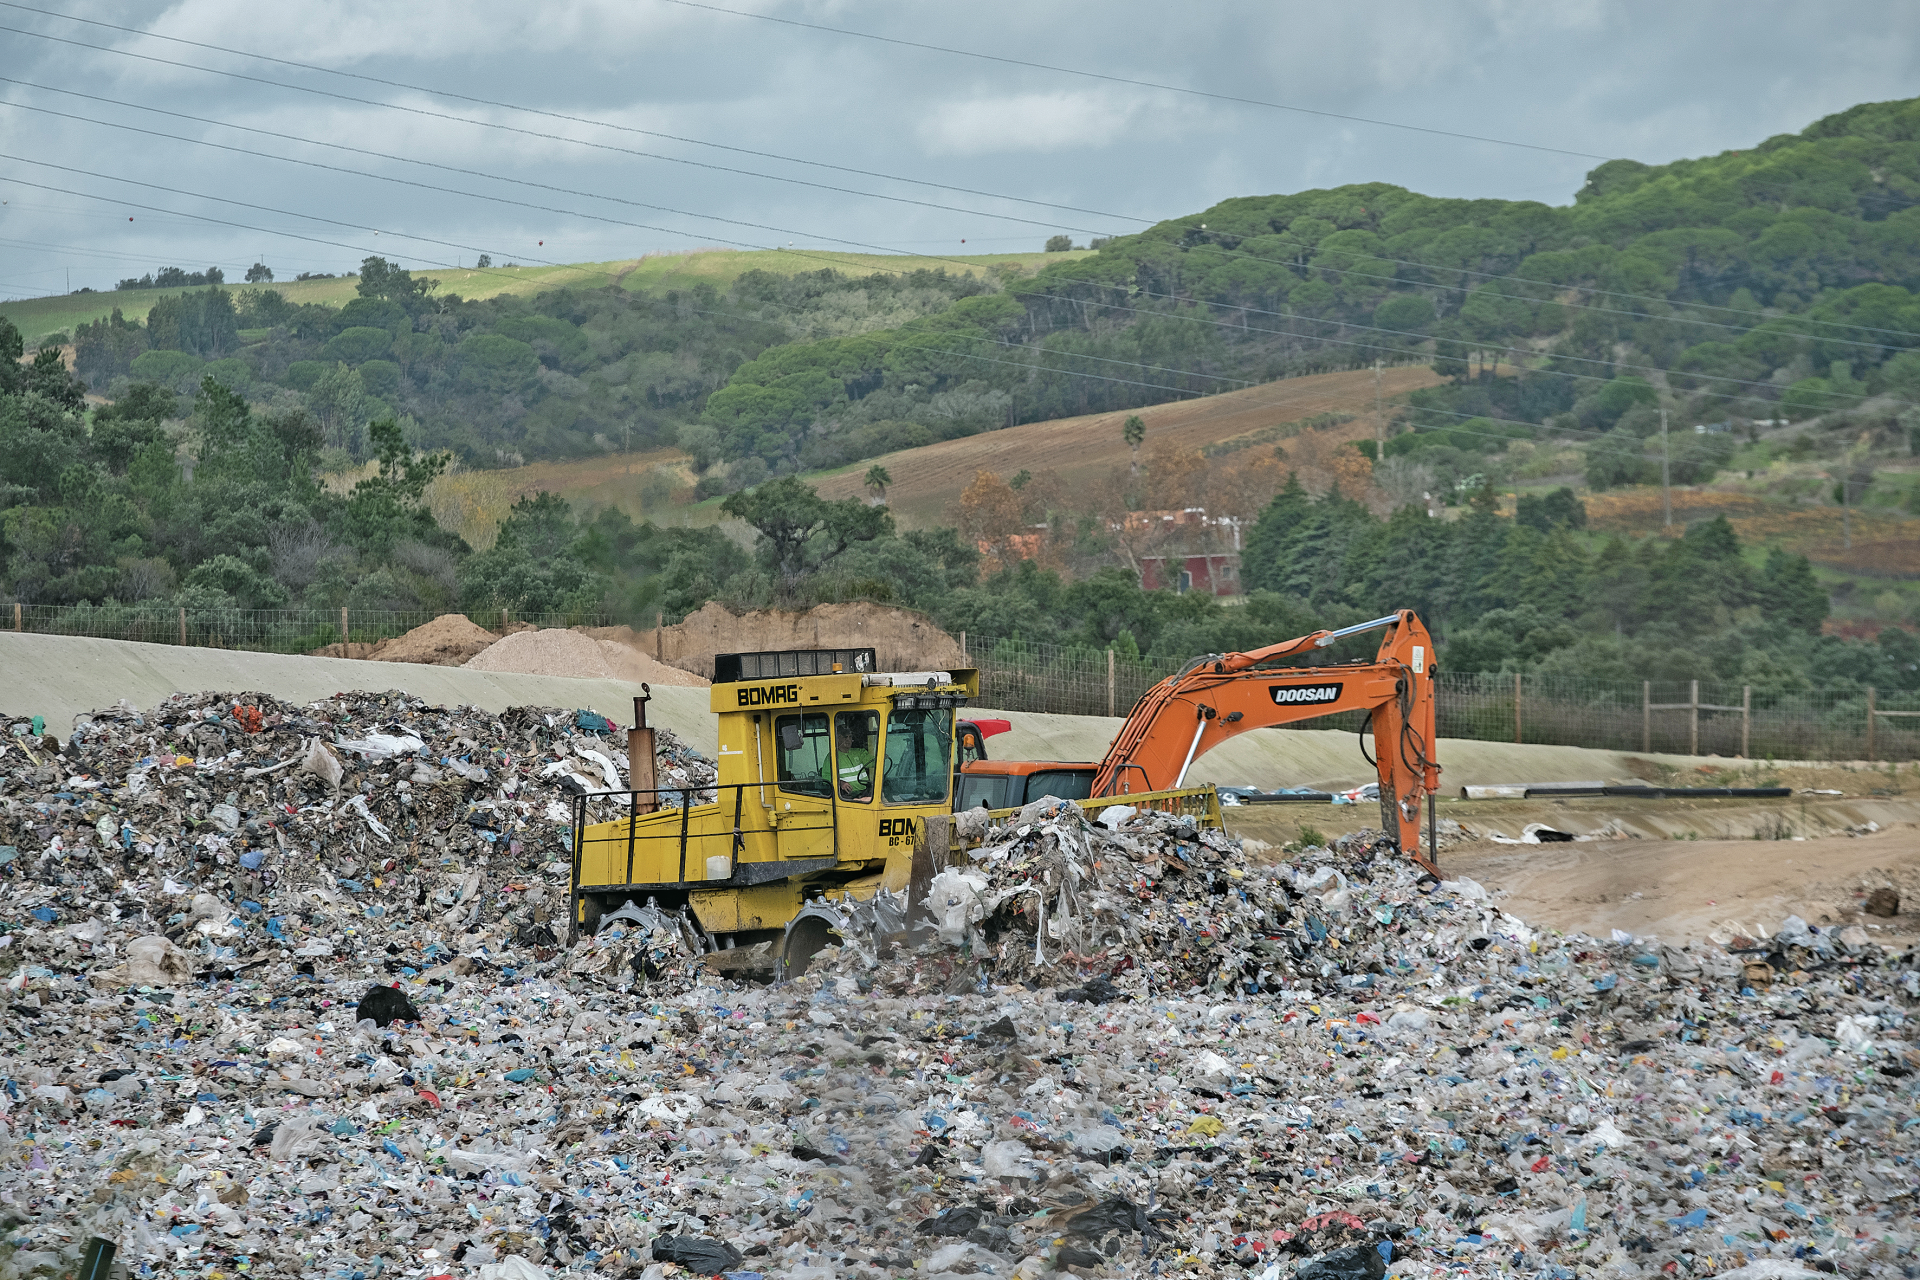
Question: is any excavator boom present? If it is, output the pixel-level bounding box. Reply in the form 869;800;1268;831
1091;610;1442;872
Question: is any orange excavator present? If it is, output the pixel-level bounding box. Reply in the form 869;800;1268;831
958;610;1443;872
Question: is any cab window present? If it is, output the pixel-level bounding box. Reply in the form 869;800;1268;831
773;713;831;797
883;707;953;805
1027;769;1094;803
831;711;879;803
955;772;1007;812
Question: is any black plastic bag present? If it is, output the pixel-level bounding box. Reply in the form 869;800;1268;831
1295;1242;1388;1280
1060;975;1123;1005
976;1014;1018;1042
1066;1196;1151;1239
651;1235;744;1275
791;1142;844;1166
356;984;419;1028
917;1205;982;1237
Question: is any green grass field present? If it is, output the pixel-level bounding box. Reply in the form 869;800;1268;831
0;248;1090;345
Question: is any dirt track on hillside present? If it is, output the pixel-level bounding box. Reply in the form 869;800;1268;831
813;364;1442;525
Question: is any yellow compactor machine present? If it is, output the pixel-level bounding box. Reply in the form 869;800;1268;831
567;647;977;971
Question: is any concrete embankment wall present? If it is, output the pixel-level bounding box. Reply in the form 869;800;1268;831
5;632;1712;788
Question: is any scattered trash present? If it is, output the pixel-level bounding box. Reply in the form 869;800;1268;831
1488;821;1578;844
2;689;1915;1278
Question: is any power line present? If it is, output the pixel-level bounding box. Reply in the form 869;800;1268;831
4;56;1903;420
0;96;1097;279
0;23;1121;239
7;130;1891;422
31;0;1902;313
0;0;1149;227
8;44;1913;355
647;0;1615;163
8;85;1906;414
14;79;1911;371
0;151;584;271
2;170;1776;479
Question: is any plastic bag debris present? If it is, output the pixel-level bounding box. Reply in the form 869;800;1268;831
1294;1241;1388;1280
356;983;419;1027
121;933;194;986
651;1234;745;1273
5;685;1918;1280
298;735;344;790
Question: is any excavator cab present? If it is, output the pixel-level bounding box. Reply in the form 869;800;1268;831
966;610;1444;872
954;760;1097;812
568;648;978;970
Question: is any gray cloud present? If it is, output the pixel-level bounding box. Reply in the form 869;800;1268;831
2;0;1916;298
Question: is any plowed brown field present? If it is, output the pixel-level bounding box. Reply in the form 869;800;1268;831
810;364;1443;525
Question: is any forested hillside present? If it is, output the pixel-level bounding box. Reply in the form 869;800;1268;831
696;95;1920;489
25;94;1920;495
4;96;1918;693
62;262;998;469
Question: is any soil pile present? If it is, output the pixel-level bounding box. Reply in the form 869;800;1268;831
371;613;501;665
465;628;708;687
306;613;504;666
615;601;965;679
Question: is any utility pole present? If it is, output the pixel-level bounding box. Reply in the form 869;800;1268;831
1841;470;1852;550
1373;359;1384;451
1661;408;1672;530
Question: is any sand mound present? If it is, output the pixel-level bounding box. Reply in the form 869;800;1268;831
307;613;501;665
374;613;501;665
595;602;964;680
463;628;709;686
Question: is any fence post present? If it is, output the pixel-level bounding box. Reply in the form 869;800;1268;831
178;607;186;647
501;606;508;634
12;601;19;632
1867;686;1876;763
1642;681;1651;753
1108;648;1116;718
340;607;349;652
1741;685;1751;759
1689;679;1699;757
960;630;967;663
1514;672;1522;744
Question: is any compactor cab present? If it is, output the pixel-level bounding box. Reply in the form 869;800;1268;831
568;648;977;973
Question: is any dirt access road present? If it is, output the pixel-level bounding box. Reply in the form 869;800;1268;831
1444;824;1920;944
1226;791;1920;944
811;364;1443;525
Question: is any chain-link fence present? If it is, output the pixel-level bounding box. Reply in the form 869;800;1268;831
0;601;612;655
960;633;1920;762
6;602;1913;760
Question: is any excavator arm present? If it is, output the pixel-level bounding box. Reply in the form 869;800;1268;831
1091;610;1443;872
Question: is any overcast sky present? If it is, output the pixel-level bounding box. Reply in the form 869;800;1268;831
3;0;1917;300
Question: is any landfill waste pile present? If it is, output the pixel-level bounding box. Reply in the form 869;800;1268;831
1;730;1917;1280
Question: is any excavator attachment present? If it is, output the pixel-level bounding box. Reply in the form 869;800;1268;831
1089;610;1443;873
